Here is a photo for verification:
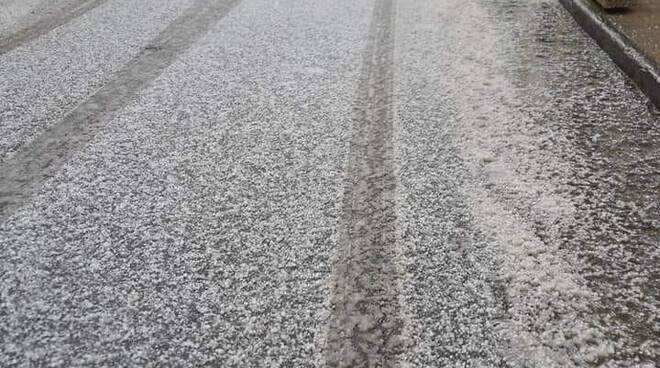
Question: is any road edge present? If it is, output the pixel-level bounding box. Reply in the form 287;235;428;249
559;0;660;109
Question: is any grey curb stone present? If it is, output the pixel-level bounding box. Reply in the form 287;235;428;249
560;0;660;109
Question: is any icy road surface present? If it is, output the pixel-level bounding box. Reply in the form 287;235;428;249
0;0;658;366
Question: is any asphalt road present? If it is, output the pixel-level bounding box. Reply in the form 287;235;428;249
1;0;658;367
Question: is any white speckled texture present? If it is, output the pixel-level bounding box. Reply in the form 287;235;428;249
394;0;658;367
1;0;658;366
0;0;51;38
0;0;108;52
0;0;194;162
1;0;371;365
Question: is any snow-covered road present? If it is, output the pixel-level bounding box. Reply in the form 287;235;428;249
1;0;658;366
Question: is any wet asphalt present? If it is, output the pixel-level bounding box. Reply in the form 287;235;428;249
0;0;658;367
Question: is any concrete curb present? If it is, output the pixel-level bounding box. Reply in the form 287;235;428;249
559;0;660;108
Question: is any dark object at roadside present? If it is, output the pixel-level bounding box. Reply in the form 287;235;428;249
560;0;660;110
595;0;634;9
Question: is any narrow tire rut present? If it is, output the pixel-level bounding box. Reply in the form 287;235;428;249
326;0;403;366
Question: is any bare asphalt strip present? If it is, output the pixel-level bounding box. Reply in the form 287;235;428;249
326;0;403;366
0;0;241;221
0;0;108;55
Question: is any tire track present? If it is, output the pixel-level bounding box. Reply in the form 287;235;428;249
0;0;108;55
326;0;403;366
0;0;241;221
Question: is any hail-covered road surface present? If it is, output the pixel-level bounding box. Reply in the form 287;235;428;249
1;0;658;367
